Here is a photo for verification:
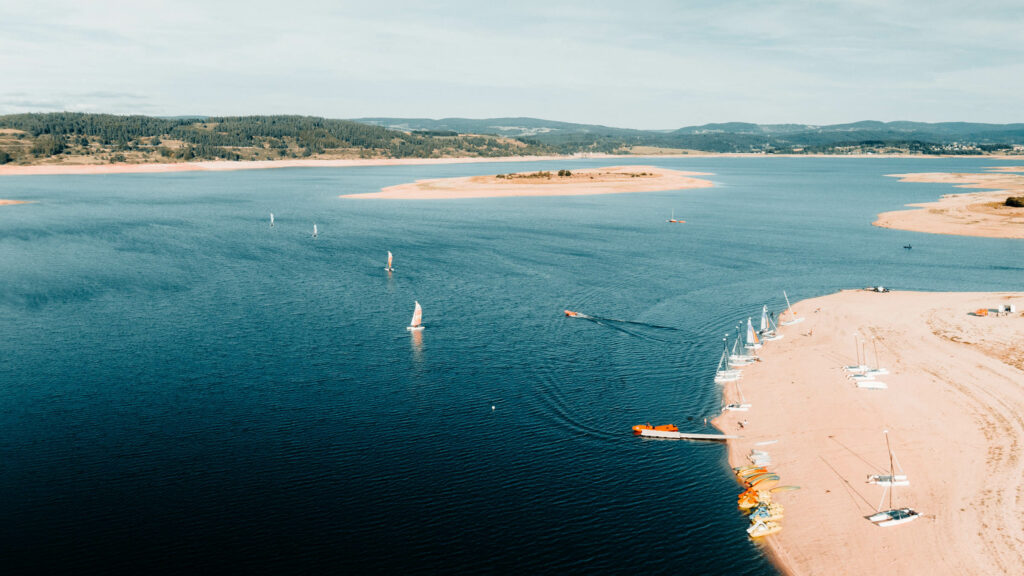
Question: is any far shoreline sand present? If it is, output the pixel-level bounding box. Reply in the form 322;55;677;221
3;154;1023;178
713;290;1024;575
341;165;713;200
876;170;1024;239
0;199;29;206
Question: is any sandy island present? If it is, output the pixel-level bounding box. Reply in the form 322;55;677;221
341;165;714;200
876;169;1024;239
713;290;1024;575
0;199;29;206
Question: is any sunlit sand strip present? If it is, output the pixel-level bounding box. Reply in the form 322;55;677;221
0;199;29;206
341;165;713;199
713;290;1024;575
0;155;633;177
875;172;1024;239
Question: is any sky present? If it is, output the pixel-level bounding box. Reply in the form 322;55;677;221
1;0;1022;128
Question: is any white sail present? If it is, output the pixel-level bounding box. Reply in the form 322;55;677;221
407;301;424;331
386;251;394;271
744;317;762;350
715;338;742;383
270;212;274;227
313;223;318;237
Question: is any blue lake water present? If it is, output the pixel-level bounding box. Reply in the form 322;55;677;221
0;157;1020;574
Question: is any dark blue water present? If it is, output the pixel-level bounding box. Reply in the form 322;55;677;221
0;158;1019;574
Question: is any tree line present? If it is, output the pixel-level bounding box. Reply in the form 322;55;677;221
0;113;555;163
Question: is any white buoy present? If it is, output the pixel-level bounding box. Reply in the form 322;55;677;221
491;405;496;411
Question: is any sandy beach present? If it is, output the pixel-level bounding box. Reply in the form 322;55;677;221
341;165;713;199
0;155;623;177
876;170;1024;238
713;290;1024;575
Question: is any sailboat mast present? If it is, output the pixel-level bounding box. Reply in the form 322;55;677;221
885;430;895;510
872;338;881;370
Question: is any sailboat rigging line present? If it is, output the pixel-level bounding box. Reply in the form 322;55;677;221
818;455;875;509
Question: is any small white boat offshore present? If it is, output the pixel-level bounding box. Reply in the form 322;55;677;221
313;223;318;238
779;290;804;325
385;250;394;272
270;212;275;227
666;209;686;223
407;301;424;331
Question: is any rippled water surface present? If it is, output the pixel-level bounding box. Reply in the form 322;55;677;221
0;158;1019;573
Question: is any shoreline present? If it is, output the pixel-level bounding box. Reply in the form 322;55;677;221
712;289;1024;575
2;154;1024;177
341;165;713;200
0;199;30;206
876;170;1024;239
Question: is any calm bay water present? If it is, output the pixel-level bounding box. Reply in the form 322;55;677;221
0;158;1020;574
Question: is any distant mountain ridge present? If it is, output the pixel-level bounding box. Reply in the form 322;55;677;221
1;112;1022;167
355;117;1024;153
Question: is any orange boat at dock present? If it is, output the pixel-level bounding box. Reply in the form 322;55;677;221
631;423;679;435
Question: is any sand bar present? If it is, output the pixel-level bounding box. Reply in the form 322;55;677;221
713;290;1024;575
341;165;713;199
876;171;1024;238
0;199;29;206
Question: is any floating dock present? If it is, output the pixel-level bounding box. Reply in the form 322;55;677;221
639;429;739;441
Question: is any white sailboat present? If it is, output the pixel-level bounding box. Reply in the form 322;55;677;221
760;305;784;341
384;251;394;272
729;328;757;365
270;212;275;227
406;301;424;331
844;334;869;373
744;317;762;350
868;430;919;527
724;378;751;411
312;223;318;238
715;337;742;383
779;290;804;326
864;337;889;376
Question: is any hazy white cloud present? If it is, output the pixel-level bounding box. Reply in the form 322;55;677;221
0;0;1021;126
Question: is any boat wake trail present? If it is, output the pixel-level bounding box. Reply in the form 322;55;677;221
565;313;682;343
585;315;680;331
587;319;674;343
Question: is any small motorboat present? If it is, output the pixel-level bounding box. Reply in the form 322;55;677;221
564;310;581;317
631;423;678;435
903;244;912;249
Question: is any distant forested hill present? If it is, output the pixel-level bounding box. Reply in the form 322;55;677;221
0;113;553;165
2;113;1023;166
356;117;1024;155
